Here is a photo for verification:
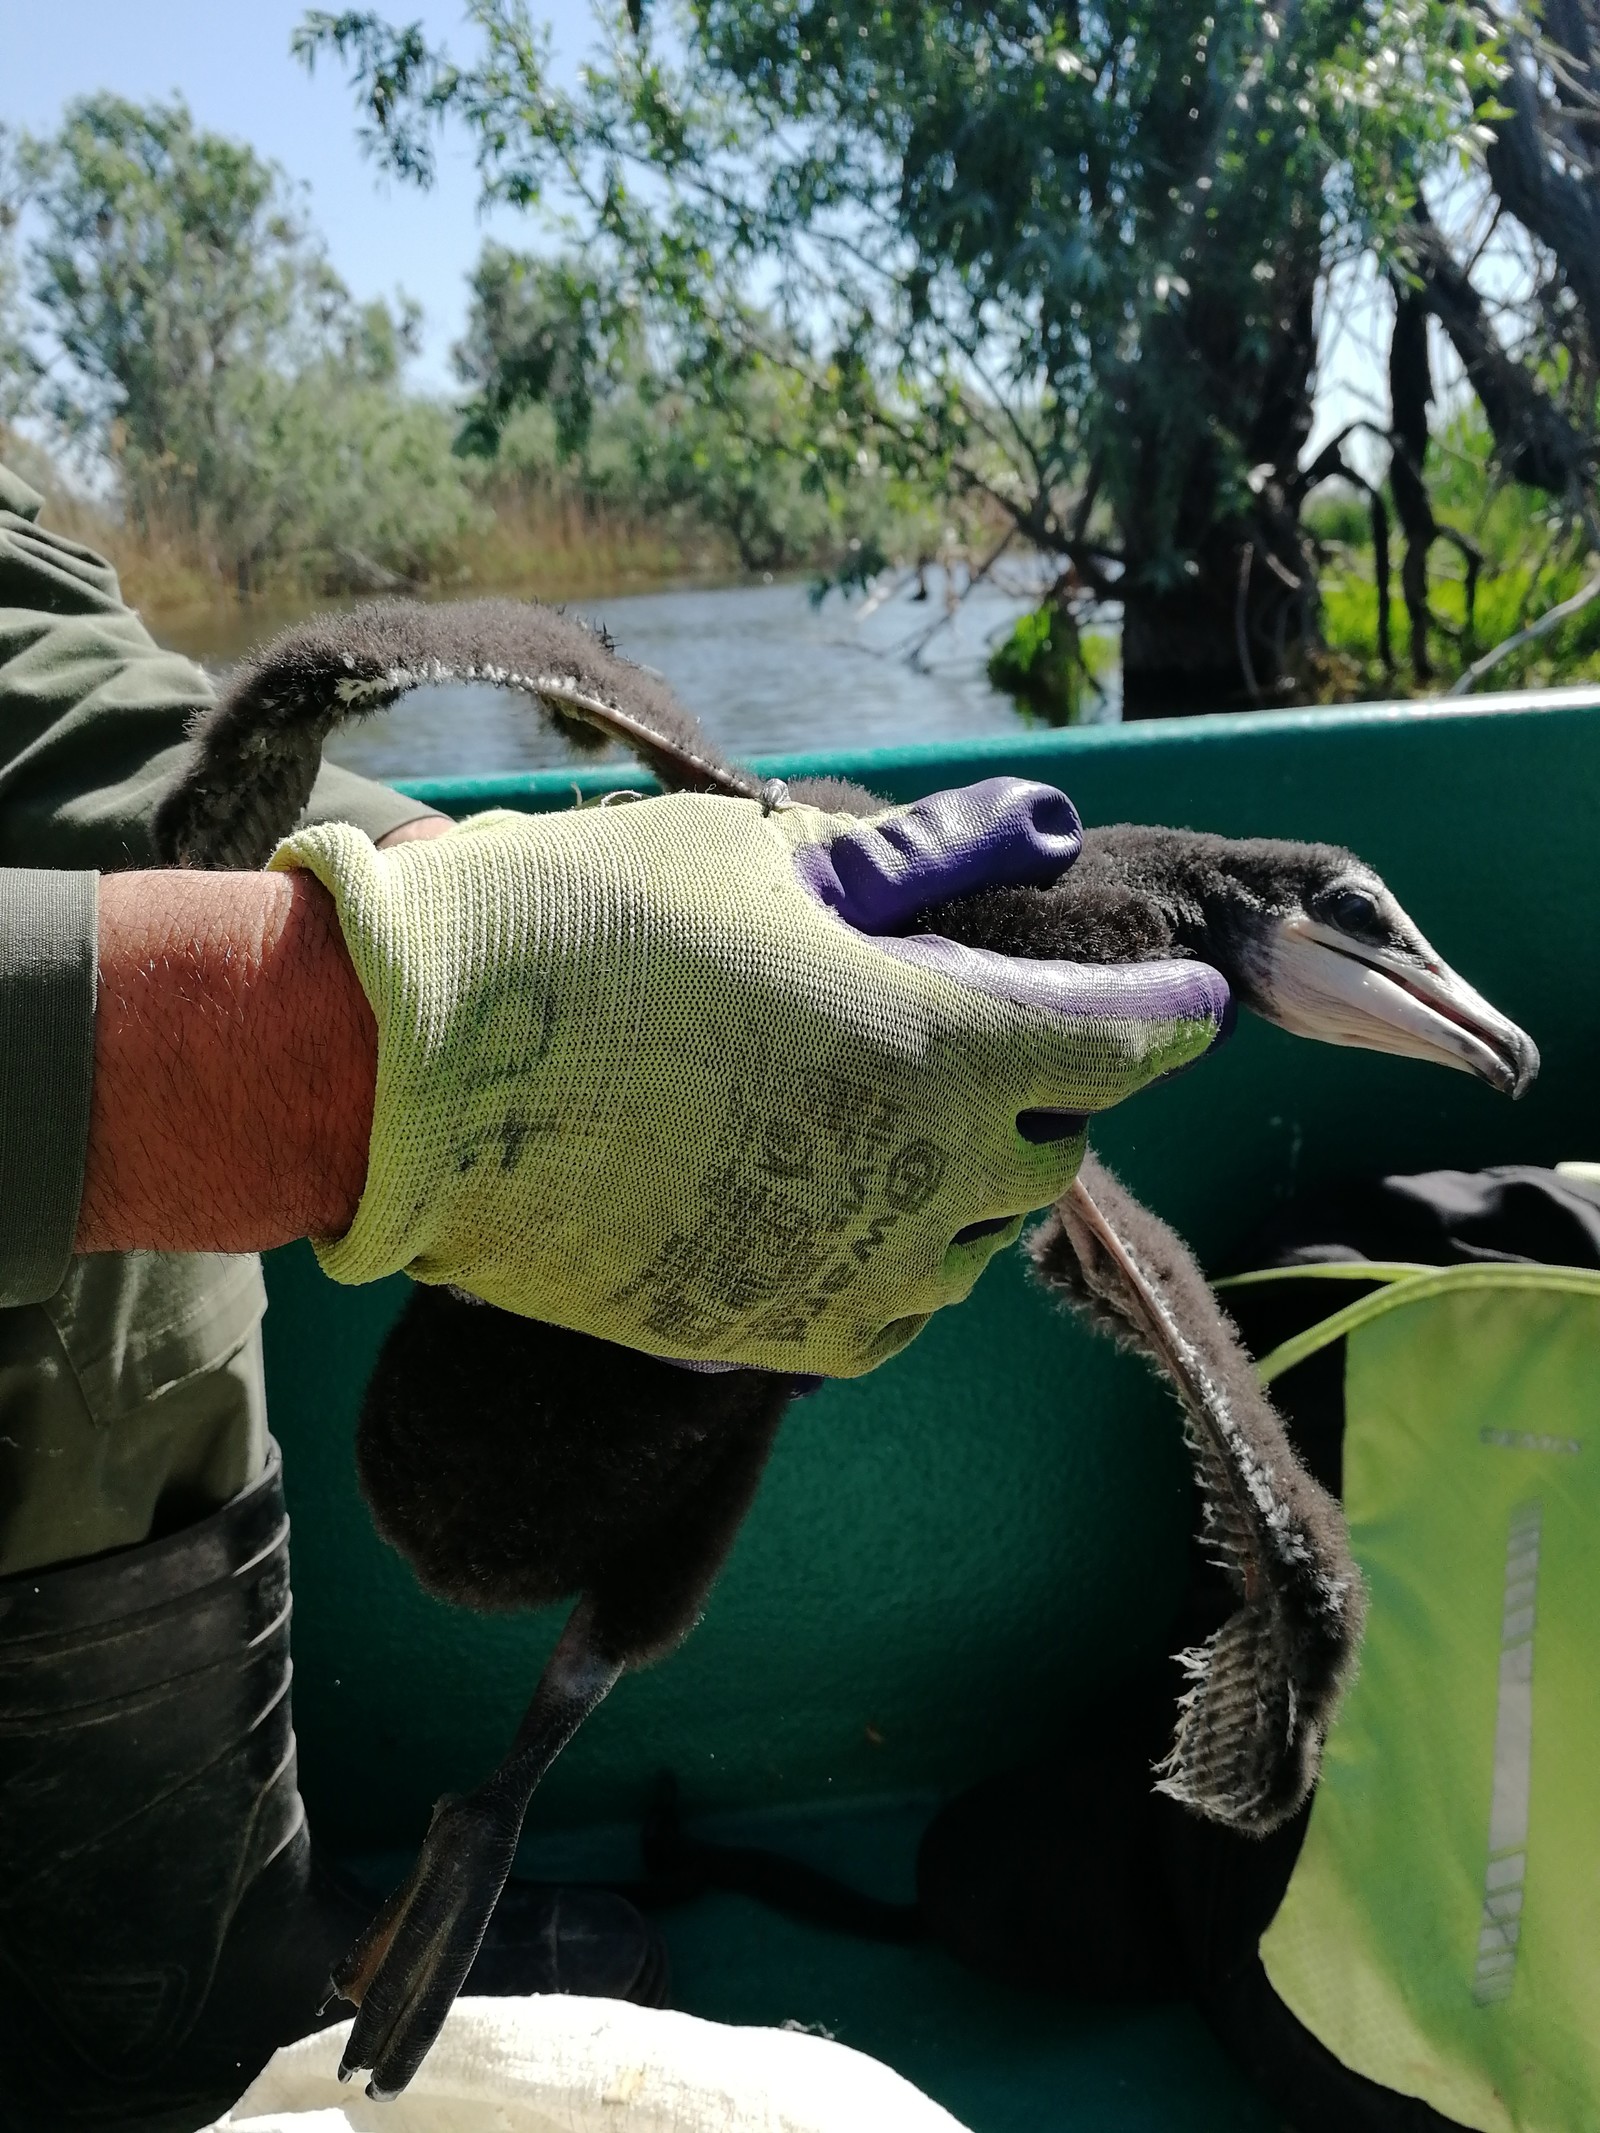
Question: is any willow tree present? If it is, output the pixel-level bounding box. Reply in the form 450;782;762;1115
301;0;1513;712
10;96;478;593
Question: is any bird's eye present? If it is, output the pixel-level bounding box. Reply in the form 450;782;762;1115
1321;886;1384;938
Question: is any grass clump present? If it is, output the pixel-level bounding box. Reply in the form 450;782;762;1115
1306;418;1600;698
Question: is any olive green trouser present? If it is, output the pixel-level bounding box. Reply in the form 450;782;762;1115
0;1250;268;1577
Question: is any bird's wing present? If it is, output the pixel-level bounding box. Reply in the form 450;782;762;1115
154;595;752;868
1031;1152;1364;1833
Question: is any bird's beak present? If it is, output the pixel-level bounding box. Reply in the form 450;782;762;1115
1259;917;1540;1098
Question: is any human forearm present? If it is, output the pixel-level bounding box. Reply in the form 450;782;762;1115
75;870;376;1254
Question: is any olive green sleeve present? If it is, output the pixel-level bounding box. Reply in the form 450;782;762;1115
0;460;434;1303
0;463;437;870
0;866;96;1306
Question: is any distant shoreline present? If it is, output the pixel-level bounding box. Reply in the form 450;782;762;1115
142;561;766;667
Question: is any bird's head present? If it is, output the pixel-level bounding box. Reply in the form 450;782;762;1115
1092;827;1540;1098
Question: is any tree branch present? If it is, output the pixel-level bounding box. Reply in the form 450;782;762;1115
1484;33;1600;342
1402;212;1595;497
1447;566;1600;693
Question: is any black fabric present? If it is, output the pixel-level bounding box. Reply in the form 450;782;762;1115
1245;1162;1600;1274
0;1441;667;2133
0;1443;310;2131
916;1685;1185;2000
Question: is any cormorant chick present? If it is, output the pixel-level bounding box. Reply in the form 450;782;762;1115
154;597;1537;2099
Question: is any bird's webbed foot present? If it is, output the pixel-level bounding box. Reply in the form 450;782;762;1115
331;1782;525;2098
332;1601;622;2099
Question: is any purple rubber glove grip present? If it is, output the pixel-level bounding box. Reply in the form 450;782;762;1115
795;775;1232;1046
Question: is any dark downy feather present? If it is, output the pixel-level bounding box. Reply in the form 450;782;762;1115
358;1289;790;1663
153;596;756;870
1031;1156;1362;1829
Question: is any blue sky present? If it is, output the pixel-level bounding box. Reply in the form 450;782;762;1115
4;2;595;391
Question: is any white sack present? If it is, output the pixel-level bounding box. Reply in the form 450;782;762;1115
207;1995;971;2133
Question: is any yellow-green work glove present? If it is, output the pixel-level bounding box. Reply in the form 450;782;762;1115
273;779;1228;1376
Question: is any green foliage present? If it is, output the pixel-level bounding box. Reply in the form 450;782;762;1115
8;85;939;604
22;98;323;466
608;359;945;576
227;368;481;587
453;241;948;575
987;601;1112;724
0;130;38;434
13;94;476;592
1302;487;1373;551
1312;420;1600;693
453;245;614;461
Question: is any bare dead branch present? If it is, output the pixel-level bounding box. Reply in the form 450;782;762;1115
1447;567;1600;693
897;523;1017;668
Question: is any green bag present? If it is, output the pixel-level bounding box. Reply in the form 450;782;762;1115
1217;1257;1600;2133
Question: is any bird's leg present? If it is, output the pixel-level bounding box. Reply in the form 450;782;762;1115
331;1597;621;2099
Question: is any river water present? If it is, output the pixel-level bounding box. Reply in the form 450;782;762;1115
173;575;1121;784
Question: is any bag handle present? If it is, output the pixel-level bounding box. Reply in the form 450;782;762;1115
1215;1261;1432;1292
1214;1260;1600;1387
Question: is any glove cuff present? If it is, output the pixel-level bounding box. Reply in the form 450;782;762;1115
270;821;429;1287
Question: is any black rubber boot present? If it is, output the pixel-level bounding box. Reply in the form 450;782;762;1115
0;1443;665;2133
